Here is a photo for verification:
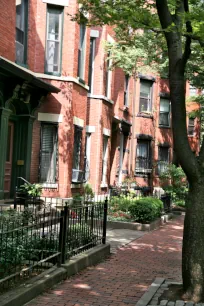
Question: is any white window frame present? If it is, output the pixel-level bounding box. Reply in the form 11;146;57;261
139;80;153;112
105;52;112;99
45;6;63;75
102;135;109;184
88;37;96;94
78;23;86;81
159;98;170;127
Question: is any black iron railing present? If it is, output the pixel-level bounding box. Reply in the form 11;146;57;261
0;199;108;291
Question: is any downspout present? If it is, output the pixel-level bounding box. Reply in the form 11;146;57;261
130;73;137;176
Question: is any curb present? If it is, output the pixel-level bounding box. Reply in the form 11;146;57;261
136;278;165;306
0;244;110;306
107;213;174;231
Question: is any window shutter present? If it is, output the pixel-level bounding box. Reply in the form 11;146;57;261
40;124;58;183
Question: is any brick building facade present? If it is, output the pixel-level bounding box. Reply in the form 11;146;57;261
0;0;200;200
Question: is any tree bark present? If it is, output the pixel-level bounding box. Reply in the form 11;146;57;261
182;181;204;302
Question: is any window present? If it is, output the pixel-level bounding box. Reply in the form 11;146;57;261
78;23;86;80
16;0;28;64
102;136;109;184
105;52;112;98
84;133;91;181
157;146;169;175
159;99;170;127
40;124;58;183
88;37;96;93
124;75;130;107
189;86;197;97
136;140;151;172
72;125;82;171
45;6;63;74
188;118;195;136
139;80;153;112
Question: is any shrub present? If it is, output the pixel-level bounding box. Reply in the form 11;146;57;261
109;194;137;212
129;197;163;223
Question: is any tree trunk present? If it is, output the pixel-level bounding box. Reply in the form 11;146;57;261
182;181;204;302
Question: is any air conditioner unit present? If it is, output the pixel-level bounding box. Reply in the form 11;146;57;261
72;169;84;183
16;41;24;64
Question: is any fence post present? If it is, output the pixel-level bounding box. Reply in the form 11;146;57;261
58;210;64;266
102;197;108;244
61;203;69;264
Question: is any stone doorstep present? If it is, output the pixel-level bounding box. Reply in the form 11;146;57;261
107;213;174;231
0;244;110;306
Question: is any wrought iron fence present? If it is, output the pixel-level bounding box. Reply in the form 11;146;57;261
0;199;107;291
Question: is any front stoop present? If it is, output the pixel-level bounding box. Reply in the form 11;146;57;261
0;244;110;306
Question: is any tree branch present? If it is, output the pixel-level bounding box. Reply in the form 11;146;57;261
156;0;173;30
181;0;192;68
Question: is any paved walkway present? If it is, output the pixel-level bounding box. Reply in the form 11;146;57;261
26;216;183;306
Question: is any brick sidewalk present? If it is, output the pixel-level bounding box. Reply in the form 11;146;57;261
27;216;183;306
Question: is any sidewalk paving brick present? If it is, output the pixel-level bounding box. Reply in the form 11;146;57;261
26;216;183;306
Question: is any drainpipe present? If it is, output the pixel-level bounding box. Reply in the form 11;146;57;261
130;73;137;176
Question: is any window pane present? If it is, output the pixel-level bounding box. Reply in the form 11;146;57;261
140;81;151;96
73;126;82;170
140;81;152;112
102;136;108;183
46;41;60;73
159;147;169;162
40;125;58;183
160;99;169;112
16;0;25;31
136;140;151;170
48;10;60;40
46;7;62;74
159;113;169;126
78;23;86;79
188;118;194;135
139;98;148;112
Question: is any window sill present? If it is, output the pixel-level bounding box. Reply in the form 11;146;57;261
71;183;85;189
188;135;195;137
41;183;58;189
101;183;108;188
137;112;153;119
159;125;171;129
135;168;152;174
44;71;61;77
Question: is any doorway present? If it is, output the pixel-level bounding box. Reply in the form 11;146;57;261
4;122;14;198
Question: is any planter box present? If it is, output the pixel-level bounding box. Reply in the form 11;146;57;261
107;213;173;231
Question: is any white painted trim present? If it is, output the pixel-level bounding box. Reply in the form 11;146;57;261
107;34;115;43
86;126;95;133
89;38;96;94
38;113;63;123
73;116;84;127
100;183;108;188
42;0;69;5
35;73;89;91
103;128;111;137
90;30;99;38
41;183;58;189
87;94;114;105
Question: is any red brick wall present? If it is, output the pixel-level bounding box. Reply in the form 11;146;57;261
0;0;15;61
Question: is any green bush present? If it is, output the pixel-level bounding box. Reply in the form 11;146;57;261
129;197;163;223
110;194;137;212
